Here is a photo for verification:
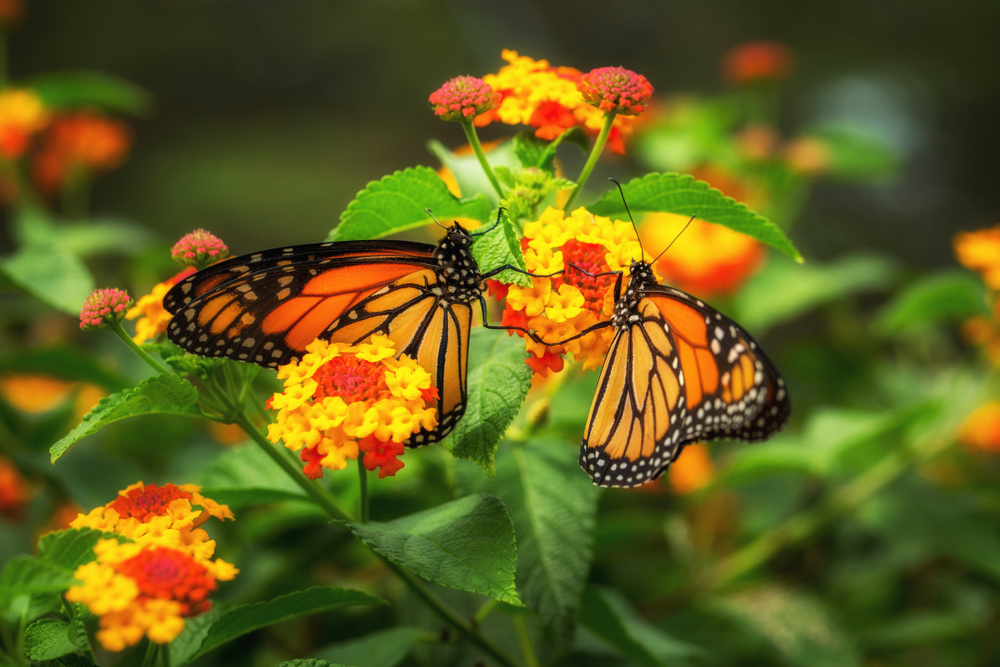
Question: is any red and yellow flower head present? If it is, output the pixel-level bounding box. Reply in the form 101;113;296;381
0;88;48;159
429;75;500;122
71;482;234;561
0;455;28;521
66;539;237;651
642;213;764;298
955;225;1000;291
722;41;793;86
476;50;646;154
125;267;197;344
958;401;1000;453
500;206;648;375
267;335;438;479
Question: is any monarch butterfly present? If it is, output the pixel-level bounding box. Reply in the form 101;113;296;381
554;186;790;488
162;212;542;446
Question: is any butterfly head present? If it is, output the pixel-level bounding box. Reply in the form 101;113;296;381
626;259;657;289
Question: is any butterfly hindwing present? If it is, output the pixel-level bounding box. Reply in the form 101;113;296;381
581;283;789;488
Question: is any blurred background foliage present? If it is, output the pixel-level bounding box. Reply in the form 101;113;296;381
4;1;1000;666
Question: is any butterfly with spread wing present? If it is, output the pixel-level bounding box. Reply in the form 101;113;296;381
162;212;545;446
549;184;790;488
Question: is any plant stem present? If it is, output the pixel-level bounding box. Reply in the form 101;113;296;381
357;457;369;523
233;414;352;522
383;560;524;667
514;616;539;667
139;640;157;667
564;111;616;211
111;323;172;376
698;434;952;592
473;598;498;626
461;119;504;199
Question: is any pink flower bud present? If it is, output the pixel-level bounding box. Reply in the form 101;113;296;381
429;76;500;122
80;288;132;331
577;66;653;116
171;229;229;269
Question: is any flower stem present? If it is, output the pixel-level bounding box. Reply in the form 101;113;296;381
233;413;352;522
514;616;539;667
110;323;172;376
461;119;504;199
357;457;369;523
383;560;524;667
139;640;157;667
564;111;616;211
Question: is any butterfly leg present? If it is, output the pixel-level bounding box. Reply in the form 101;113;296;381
476;295;549;344
479;264;565;281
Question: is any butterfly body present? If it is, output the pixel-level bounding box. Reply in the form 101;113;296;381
580;259;789;488
164;223;497;446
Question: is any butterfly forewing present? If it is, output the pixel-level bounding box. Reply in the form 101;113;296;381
581;282;789;488
163;233;480;446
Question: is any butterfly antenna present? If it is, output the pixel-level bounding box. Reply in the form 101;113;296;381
470;207;504;237
425;208;448;230
651;214;696;264
609;178;644;259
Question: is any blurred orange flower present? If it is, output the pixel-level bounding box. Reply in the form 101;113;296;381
643;212;764;298
477;50;644;154
722;41;793;85
668;443;716;494
0;88;48;159
784;136;830;175
0;455;28;520
958;401;1000;452
33;112;130;193
0;0;25;27
0;373;73;412
955;225;1000;290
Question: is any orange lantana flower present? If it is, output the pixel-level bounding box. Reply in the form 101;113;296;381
33;112;130;193
958;401;1000;453
955;225;1000;290
668;443;716;494
125;267;196;344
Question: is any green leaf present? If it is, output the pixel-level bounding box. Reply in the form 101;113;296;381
27;70;153;115
58;219;159;258
167;606;223;667
329;166;492;241
313;626;429;667
513;128;587;174
717;585;861;667
733;254;899;333
472;208;530;287
181;588;384;665
197;442;310;508
275;661;346;667
50;374;201;463
878;270;989;333
347;494;522;606
0;344;130;391
443;329;532;478
0;556;76;609
427;139;522;205
38;528;126;571
1;208;94;315
24;618;90;661
578;586;697;667
457;437;599;639
588;172;802;262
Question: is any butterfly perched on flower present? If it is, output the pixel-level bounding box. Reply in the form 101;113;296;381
547;187;790;488
162;212;539;446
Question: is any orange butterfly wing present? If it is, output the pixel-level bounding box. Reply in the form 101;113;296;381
581;285;789;488
163;239;473;445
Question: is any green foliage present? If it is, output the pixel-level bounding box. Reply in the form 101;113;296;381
1;207;94;315
471;208;531;287
24;617;91;661
197;443;310;507
275;661;346;667
0;344;130;391
734;254;899;333
58;219;159;258
444;329;533;477
718;585;861;667
427;139;523;206
50;374;201;462
878;270;989;333
0;556;76;609
578;586;698;667
27;70;154;115
512;128;588;174
172;587;384;665
814;129;900;181
458;438;599;639
348;494;522;606
588;172;803;262
312;626;429;667
38;528;125;571
329;166;492;241
495;165;575;228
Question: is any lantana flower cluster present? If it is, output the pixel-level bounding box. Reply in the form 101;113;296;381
496;206;648;375
33;111;130;193
0;87;48;159
476;50;648;154
66;482;237;651
125;266;197;344
266;335;438;479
